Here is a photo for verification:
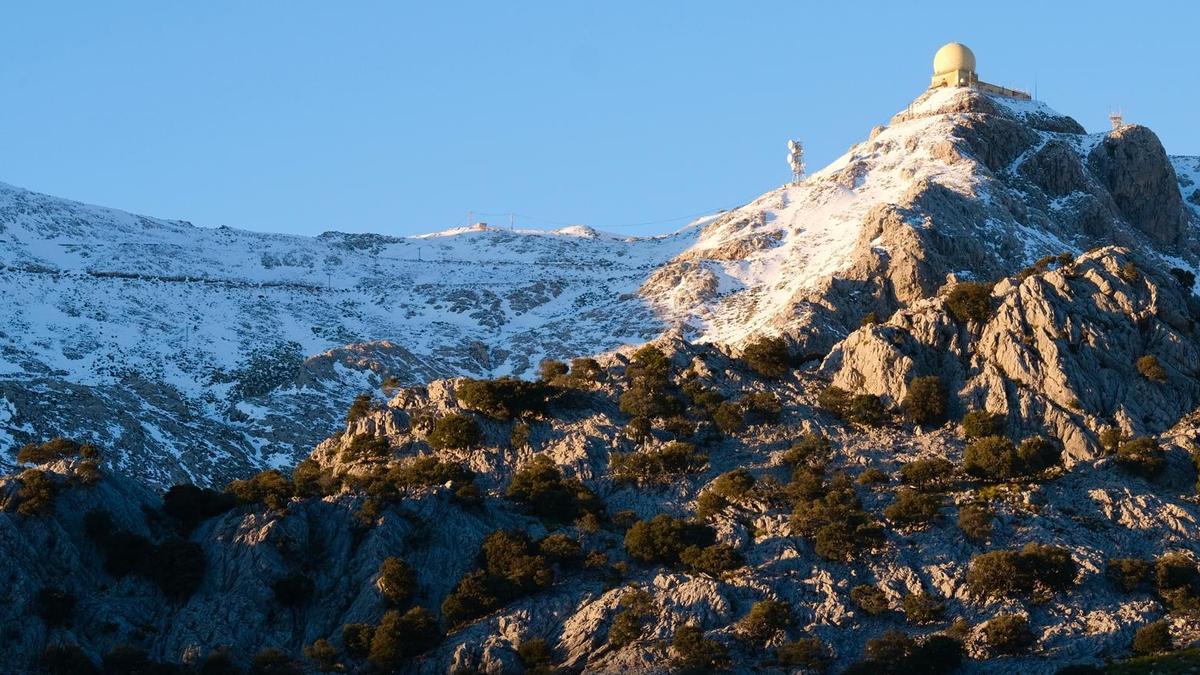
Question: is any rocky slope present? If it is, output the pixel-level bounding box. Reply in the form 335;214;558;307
4;247;1200;672
2;87;1197;486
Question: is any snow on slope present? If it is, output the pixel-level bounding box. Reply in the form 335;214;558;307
1;85;1197;485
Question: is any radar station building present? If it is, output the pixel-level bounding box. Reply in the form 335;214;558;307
929;42;1031;100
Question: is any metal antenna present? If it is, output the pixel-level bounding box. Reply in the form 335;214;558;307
787;139;806;185
1109;108;1124;130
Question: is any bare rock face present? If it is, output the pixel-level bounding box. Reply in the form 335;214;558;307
825;248;1200;461
1088;125;1189;247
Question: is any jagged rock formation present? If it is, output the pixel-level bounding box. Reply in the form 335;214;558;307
1;87;1197;486
3;323;1200;673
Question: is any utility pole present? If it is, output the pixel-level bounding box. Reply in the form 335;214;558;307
509;213;514;230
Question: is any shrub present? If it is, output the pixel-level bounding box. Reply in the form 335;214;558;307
850;584;889;615
680;543;744;577
40;644;98;675
302;639;340;672
626;345;671;386
227;469;294;511
457;377;549;420
742;391;783;423
618;382;683;419
966;544;1077;600
510;422;532;449
378;557;416;607
369;607;441;667
1170;267;1197;289
15;469;58;516
903;376;948;426
694;491;728;522
391;455;475;489
847;394;888;426
1107;558;1154;593
539;533;583;565
342;623;376;657
624;416;652;443
611;441;707;485
774;637;831;670
902;591;944;624
442;530;551;628
35;587;76;627
791;481;884;561
1116;437;1165;478
861;311;880;326
346;393;374;425
1136;355;1167;382
1120;261;1139;283
963;435;1059;481
1132;620;1173;656
1155;553;1200;611
956;504;993;541
1099;428;1123;453
163;484;236;534
148;539;207;601
608;589;655;648
507;455;602;522
426;414;481;450
738;600;793;645
712;401;745;435
517;638;554;673
945;281;993;325
538;359;568;382
742;336;791;379
858;467;889;485
710;468;756;500
899;458;955;488
272;573;315;607
884;489;942;526
683;381;726;416
624;515;716;565
961;409;1004;439
982;614;1033;654
340;434;391;463
670;624;729;672
250;648;302;675
16;437;97;465
568;357;603;384
817;386;851;417
853;630;962;675
783;433;832;469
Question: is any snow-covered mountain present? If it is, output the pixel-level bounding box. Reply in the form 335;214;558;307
2;86;1196;485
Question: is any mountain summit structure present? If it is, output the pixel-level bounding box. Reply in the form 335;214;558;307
929;42;1031;100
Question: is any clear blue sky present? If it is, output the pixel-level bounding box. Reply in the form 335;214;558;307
1;1;1195;237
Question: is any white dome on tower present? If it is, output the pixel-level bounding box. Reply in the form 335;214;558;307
933;42;976;75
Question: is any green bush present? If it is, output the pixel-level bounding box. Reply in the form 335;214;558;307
148;539;207;601
742;336;791;379
163;484;237;534
568;357;603;385
35;587;76;628
852;630;962;675
250;648;302;674
610;441;707;485
343;623;376;657
671;624;729;672
1120;261;1139;283
884;489;942;526
346;393;374;425
961;410;1004;439
626;345;671;386
963;435;1059;481
538;533;583;565
340;434;391;463
817;386;887;425
898;458;955;488
858;467;889;485
902;591;944;625
1136;355;1167;382
738;600;793;645
624;515;716;565
742;391;783;423
369;607;440;667
945;281;993;325
619;382;683;419
791;480;884;561
712;400;745;435
16;437;98;464
507;455;602;523
1107;558;1154;593
709;469;756;500
1116;437;1165;478
442;531;555;627
624;416;652;443
227;469;294;510
966;544;1077;600
956;504;993;542
426;414;481;450
782;433;831;469
903;376;948;426
982;614;1033;654
850;584;889;615
1155;553;1200;611
608;589;655;648
1132;620;1173;656
680;543;744;577
391;456;475;489
272;573;315;607
517;638;554;673
15;469;58;516
378;557;416;607
538;359;568;382
774;637;831;670
457;377;549;420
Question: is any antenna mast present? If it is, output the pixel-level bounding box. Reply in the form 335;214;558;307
1109;108;1124;131
787;139;805;186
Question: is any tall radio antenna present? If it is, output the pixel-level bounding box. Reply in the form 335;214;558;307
787;139;806;185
